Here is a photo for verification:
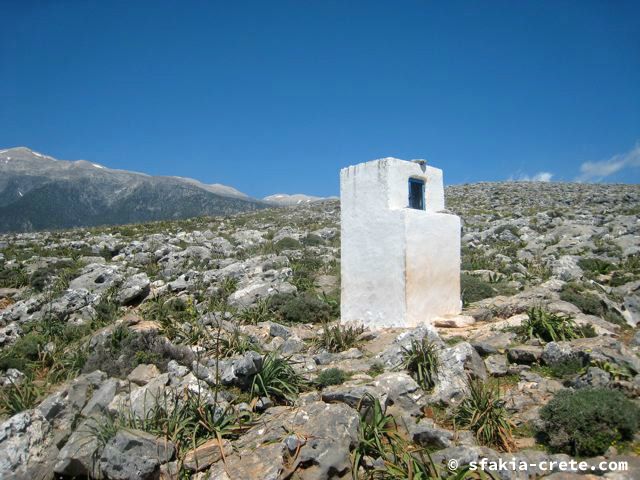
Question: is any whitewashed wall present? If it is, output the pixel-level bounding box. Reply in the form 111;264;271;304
340;157;461;328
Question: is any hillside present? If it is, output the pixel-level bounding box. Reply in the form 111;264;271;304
0;181;639;479
0;147;266;232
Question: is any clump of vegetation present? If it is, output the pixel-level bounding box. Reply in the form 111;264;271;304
83;328;193;378
544;356;586;379
314;322;364;353
400;338;439;391
367;362;385;378
269;292;332;324
289;255;323;292
315;368;348;388
559;283;626;327
0;264;29;288
352;393;483;479
454;377;514;451
578;257;615;276
274;237;302;251
143;296;211;346
250;352;306;405
540;388;640;457
237;298;272;325
93;386;250;475
29;260;78;292
518;307;595;343
0;331;46;372
0;377;42;416
217;328;257;358
301;233;324;246
461;273;496;306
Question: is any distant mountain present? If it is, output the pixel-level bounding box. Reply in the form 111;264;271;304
0;147;265;233
263;193;338;206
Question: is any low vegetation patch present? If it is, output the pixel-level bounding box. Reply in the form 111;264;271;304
0;377;42;416
454;377;515;451
315;368;348;388
249;352;306;405
269;292;332;324
400;338;439;391
540;388;640;457
559;283;626;327
461;273;496;306
313;322;364;353
518;307;595;343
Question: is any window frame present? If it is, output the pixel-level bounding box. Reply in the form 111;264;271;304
408;177;425;210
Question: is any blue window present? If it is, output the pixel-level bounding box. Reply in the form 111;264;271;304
408;178;425;210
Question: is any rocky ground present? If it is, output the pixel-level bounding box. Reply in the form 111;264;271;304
0;181;639;480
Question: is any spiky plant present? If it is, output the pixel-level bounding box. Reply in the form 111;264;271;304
314;322;364;353
0;377;41;415
519;307;584;343
454;377;514;452
400;338;439;391
250;352;306;404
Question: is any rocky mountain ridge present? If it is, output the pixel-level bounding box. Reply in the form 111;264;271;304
0;181;638;479
0;147;334;233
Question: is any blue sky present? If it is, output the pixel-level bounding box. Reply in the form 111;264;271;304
1;1;639;197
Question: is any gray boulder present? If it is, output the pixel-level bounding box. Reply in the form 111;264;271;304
99;429;176;480
116;273;150;305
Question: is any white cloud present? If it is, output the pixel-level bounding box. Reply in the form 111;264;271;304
576;143;640;182
508;171;553;182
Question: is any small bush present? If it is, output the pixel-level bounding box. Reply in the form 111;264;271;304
578;258;615;276
559;284;626;327
217;328;256;358
274;237;302;251
301;233;324;246
116;387;249;460
540;388;640;457
83;329;193;378
0;332;46;372
314;322;364;353
0;265;29;288
269;293;332;324
315;368;348;388
461;273;495;306
367;362;385;378
400;338;439;391
250;352;306;404
237;298;272;325
0;377;42;416
455;377;515;451
518;307;588;343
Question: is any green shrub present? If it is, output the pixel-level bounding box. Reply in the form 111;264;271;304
461;273;496;306
367;362;385;378
540;388;640;457
250;352;306;404
115;387;249;461
0;332;46;372
578;258;616;276
301;233;324;246
314;322;364;353
237;298;272;325
400;338;439;391
0;265;28;288
518;307;591;343
269;293;331;324
315;368;348;388
83;329;193;378
455;377;514;451
559;283;626;327
212;328;257;358
274;237;302;251
0;377;42;416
